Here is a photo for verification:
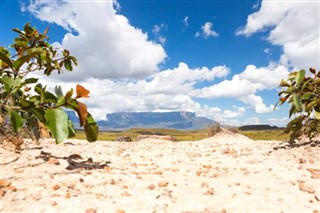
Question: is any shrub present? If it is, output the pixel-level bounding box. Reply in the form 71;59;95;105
208;123;222;137
0;23;98;145
276;68;320;143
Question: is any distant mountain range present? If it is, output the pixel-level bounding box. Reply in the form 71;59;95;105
67;111;217;131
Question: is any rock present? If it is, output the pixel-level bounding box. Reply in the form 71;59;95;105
136;135;176;142
48;157;60;165
52;184;60;190
204;188;214;195
116;136;132;142
299;182;315;194
147;184;156;190
299;158;307;164
0;179;10;188
116;209;125;213
315;192;320;202
85;208;97;213
158;181;169;187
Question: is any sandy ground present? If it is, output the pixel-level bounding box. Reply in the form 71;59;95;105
1;132;320;213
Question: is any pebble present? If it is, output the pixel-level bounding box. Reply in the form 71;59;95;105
299;158;307;164
158;181;169;187
52;184;60;190
48;157;60;165
85;208;97;213
204;188;214;195
147;184;156;190
299;182;315;194
116;209;125;213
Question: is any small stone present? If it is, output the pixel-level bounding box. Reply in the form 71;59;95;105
7;185;17;192
154;171;162;175
201;182;209;188
299;182;315;194
79;178;84;182
14;169;24;173
299;158;307;164
110;179;116;185
147;184;155;190
48;157;60;165
158;181;169;187
315;192;320;202
196;171;202;176
65;192;71;198
116;209;125;213
204;188;214;195
31;194;42;201
297;165;303;170
51;201;57;206
0;189;6;197
203;164;212;169
0;179;11;188
85;208;97;213
121;191;131;196
309;159;315;164
52;184;60;190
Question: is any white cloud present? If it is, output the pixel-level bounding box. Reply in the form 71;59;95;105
236;0;319;69
195;22;219;39
267;117;289;127
152;23;167;45
192;64;288;114
33;62;232;122
26;0;167;81
183;16;189;28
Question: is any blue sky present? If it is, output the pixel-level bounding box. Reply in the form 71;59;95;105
1;0;319;127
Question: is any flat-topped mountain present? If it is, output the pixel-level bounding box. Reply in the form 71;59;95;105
95;111;217;131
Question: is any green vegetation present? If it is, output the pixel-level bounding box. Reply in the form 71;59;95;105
276;68;320;143
240;129;289;141
74;128;289;142
75;128;209;141
0;23;98;145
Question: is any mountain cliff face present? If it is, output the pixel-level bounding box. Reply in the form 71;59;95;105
96;111;217;130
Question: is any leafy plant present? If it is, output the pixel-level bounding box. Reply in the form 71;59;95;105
0;23;98;145
276;68;320;143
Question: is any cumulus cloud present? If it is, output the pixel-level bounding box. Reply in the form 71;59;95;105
195;22;219;39
34;62;231;122
236;0;319;69
192;64;289;113
26;0;167;81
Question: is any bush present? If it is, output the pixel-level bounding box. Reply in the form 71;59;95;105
0;23;98;146
208;123;222;137
276;68;320;143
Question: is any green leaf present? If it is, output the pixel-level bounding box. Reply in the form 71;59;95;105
295;69;306;87
67;120;76;138
315;110;320;119
45;109;69;144
84;113;98;142
12;47;43;71
292;94;302;112
11;111;24;133
0;51;13;68
30;108;46;123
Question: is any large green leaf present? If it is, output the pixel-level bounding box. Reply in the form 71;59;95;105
12;47;43;71
292;94;302;112
45;108;69;144
11;111;24;133
84;113;98;142
295;69;306;87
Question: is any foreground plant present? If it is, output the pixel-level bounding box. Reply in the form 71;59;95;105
0;23;98;145
276;68;320;143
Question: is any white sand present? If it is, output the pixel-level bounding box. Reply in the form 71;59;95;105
1;132;319;213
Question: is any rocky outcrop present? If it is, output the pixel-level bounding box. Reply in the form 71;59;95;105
116;136;132;142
